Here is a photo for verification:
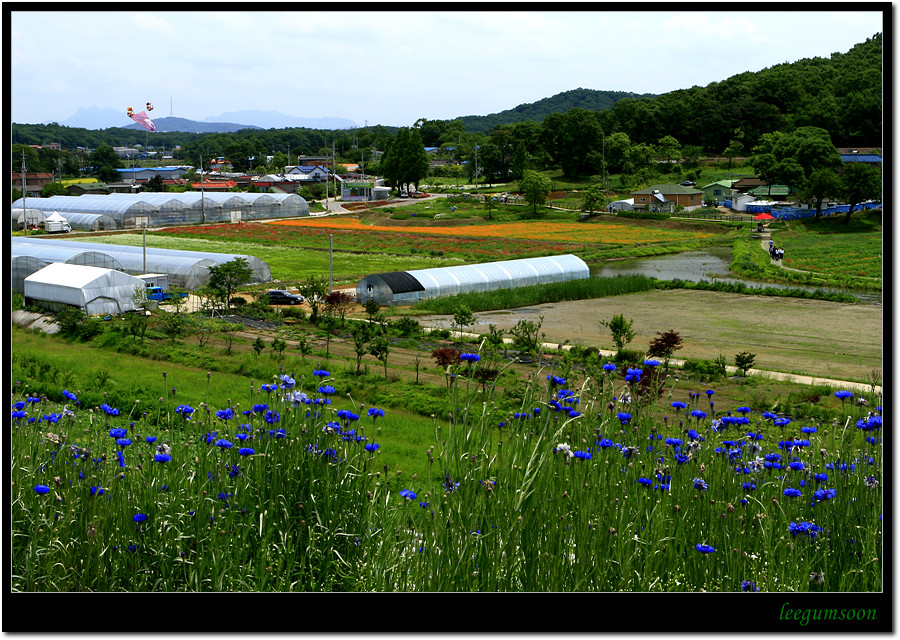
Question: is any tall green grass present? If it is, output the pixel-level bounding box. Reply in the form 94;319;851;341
10;345;882;592
411;275;656;314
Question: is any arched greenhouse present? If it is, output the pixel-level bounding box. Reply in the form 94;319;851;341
12;191;308;229
12;237;269;290
356;254;591;306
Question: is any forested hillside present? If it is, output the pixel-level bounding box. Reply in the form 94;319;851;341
455;88;657;133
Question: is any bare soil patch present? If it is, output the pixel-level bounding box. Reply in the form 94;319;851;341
417;289;883;383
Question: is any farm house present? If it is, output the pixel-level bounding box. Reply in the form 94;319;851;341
356;255;591;306
23;262;146;315
11;237;270;290
12;191;309;229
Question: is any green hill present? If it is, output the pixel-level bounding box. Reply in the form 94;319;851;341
456;88;657;133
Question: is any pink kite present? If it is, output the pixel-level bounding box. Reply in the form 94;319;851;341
129;110;156;132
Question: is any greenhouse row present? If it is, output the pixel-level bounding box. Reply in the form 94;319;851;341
356;254;591;306
11;237;271;293
12;191;309;230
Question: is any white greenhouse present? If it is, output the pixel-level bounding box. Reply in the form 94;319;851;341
356;254;591;306
12;237;270;290
24;263;146;315
12;191;309;229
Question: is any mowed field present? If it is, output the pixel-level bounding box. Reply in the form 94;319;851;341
419;289;883;383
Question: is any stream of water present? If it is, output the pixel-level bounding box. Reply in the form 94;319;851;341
589;248;881;304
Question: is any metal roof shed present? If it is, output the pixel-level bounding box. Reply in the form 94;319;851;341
356;254;590;306
24;263;146;315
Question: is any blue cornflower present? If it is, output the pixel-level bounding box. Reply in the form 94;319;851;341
117;450;126;468
175;405;194;418
546;375;566;387
264;410;281;424
133;514;148;523
624;368;642;382
33;484;51;495
260;383;277;393
154;453;171;463
116;438;132;447
279;374;296;389
145;436;157;444
617;412;632;425
365;443;380;452
215;439;234;449
100;403;119;416
216;408;234;421
638;477;653;486
253;403;269;414
399;489;417;500
596;438;615;448
313;369;330;378
788;521;821;538
783;488;802;498
736;406;751;415
238;448;255;456
801;426;817;434
368;407;385;420
740;580;760;592
690;409;707;420
834;390;854;400
460;353;481;363
318;385;336;395
693;478;708;491
665;437;683;448
695;543;715;554
573;450;591;460
109;427;127;439
90;486;104;496
643;359;660;367
62;389;78;402
336;409;359;423
789;461;806;471
857;416;882;431
11;410;27;420
813;488;836;502
602;363;617;373
705;389;715;396
13;401;26;410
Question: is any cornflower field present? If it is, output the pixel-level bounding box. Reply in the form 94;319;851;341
10;353;883;598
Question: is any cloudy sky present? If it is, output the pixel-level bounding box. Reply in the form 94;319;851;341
9;8;884;127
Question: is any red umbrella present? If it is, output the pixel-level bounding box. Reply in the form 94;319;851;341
753;212;776;220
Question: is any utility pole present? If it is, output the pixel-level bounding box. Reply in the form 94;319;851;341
199;154;206;224
21;151;27;235
329;234;333;293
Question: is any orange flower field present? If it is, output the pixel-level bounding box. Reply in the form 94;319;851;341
272;218;718;245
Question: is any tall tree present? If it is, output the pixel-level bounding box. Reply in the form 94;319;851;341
840;162;881;224
799;168;842;221
519;170;551;214
206;258;253;309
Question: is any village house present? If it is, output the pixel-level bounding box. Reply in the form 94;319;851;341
630;184;704;212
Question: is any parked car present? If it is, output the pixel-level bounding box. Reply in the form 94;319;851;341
260;290;304;305
679;180;696;187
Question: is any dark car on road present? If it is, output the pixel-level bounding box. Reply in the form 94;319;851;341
260;290;304;305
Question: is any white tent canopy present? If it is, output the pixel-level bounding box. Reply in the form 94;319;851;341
24;262;146;315
44;211;67;222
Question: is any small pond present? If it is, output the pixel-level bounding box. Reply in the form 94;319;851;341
589;248;880;304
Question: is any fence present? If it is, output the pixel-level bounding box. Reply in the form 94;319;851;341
745;202;883;220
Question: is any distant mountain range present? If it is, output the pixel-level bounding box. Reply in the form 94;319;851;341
49;106;360;132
